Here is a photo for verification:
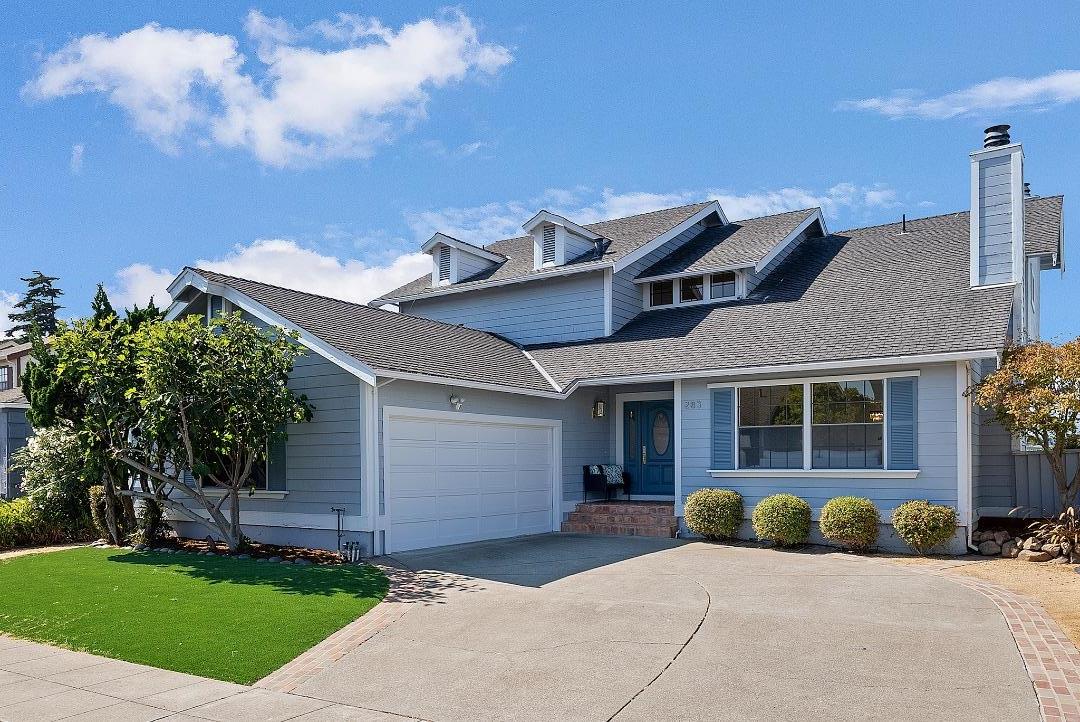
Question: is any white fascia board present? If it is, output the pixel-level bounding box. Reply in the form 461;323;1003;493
521;350;565;392
522;210;601;240
969;142;1023;162
613;201;727;274
420;233;505;263
168;271;377;386
634;264;752;285
753;209;826;272
377;263;608;304
562;348;1001;394
373;368;566;399
0;402;30;410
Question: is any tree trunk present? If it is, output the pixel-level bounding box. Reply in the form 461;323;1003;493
102;481;122;545
1046;446;1077;513
227;488;241;552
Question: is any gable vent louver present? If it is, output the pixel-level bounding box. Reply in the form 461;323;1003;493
541;224;557;266
438;246;452;282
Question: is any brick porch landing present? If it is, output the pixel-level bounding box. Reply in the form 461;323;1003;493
560;501;678;538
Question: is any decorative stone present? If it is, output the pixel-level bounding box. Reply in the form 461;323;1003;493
267;556;282;563
133;543;147;551
1023;538;1042;551
1050;545;1063;558
993;531;1011;545
1062;541;1073;557
978;540;1001;556
1052;555;1072;564
294;558;312;566
237;554;251;559
1001;540;1019;558
1019;549;1054;562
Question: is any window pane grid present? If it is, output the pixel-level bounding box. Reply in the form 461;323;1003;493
738;384;803;469
680;275;704;303
650;280;673;306
710;272;736;299
810;380;884;469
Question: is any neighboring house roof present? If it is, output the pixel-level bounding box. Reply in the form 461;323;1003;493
186;269;557;392
636;208;820;279
0;387;27;406
526;209;1017;387
374;201;714;303
1025;195;1064;261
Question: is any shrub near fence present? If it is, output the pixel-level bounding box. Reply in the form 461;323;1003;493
0;497;67;551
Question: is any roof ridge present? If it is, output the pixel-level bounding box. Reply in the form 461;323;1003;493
187;267;525;346
832;194;1061;236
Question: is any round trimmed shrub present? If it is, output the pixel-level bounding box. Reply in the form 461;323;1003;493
752;493;811;546
684;489;743;540
891;500;958;554
819;496;880;551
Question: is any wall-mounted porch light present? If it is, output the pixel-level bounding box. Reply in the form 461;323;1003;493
592;399;606;418
449;394;465;411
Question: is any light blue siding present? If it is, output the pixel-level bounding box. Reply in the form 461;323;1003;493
886;377;918;470
610;221;706;331
456;247;494;281
402;271;606;345
680;363;962;549
0;407;29;499
976;155;1015;286
377;380;610;512
972;358;1016;514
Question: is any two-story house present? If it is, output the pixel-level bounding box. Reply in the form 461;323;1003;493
0;339;31;499
164;125;1064;555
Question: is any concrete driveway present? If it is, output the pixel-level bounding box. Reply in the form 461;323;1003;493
294;535;1039;721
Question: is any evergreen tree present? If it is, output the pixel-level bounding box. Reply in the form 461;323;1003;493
8;271;63;341
90;283;115;321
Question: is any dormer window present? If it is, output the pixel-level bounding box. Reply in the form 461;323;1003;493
523;210;602;271
647;271;744;309
422;233;505;288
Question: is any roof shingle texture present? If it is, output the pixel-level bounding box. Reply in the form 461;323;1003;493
526;208;1017;386
190;269;555;391
1025;195;1064;258
637;208;819;278
375;201;713;302
0;387;27;405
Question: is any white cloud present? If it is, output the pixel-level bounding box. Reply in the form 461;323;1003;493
26;10;512;167
837;70;1080;119
0;291;19;338
406;183;899;246
70;143;84;173
109;240;430;310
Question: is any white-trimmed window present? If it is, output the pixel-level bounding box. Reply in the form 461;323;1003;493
738;384;804;469
647;271;742;309
0;365;10;391
811;380;884;469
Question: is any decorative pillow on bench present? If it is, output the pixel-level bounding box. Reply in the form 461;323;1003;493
601;464;624;486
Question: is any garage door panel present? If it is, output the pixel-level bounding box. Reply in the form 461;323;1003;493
436;446;480;466
386;412;555;553
390;419;437;441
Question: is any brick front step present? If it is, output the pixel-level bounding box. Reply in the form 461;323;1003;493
560;501;677;539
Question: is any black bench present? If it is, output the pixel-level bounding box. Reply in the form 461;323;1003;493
582;465;630;502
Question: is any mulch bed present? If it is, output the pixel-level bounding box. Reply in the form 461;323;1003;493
113;535;347;565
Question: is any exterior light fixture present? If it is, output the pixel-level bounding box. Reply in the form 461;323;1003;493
593;399;606;418
449;395;465;411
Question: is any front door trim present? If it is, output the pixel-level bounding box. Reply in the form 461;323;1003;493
614;391;675;500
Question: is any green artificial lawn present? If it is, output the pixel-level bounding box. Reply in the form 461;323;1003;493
0;547;387;683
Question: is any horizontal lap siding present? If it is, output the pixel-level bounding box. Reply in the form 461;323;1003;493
402;272;606;345
1;409;29;498
972;358;1016;512
378;380;610;514
977;156;1014;286
679;363;959;519
610;222;706;331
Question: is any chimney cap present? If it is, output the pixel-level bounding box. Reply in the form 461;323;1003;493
983;124;1012;148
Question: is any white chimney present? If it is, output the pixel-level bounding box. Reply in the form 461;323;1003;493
969;124;1025;288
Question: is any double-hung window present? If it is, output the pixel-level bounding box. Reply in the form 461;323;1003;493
0;366;10;391
738;384;804;469
811;380;884;469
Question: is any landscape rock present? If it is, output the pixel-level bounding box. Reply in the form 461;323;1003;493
971;531;986;543
267;556;282;563
993;531;1011;545
1050;546;1063;558
133;544;147;551
237;554;251;559
1001;540;1019;558
1052;555;1072;564
1023;538;1042;551
978;541;1001;556
1019;549;1054;562
294;558;312;566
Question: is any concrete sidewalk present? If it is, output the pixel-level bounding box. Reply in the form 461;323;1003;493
0;636;413;721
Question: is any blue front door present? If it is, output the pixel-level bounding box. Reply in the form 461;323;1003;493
624;400;676;496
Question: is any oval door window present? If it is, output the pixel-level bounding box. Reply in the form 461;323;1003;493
652;412;671;455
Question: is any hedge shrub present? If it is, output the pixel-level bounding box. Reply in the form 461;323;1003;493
819;496;880;551
684;489;743;540
891;500;958;554
752;493;811;546
0;497;67;551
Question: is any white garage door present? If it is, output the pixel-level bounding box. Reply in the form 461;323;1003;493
384;409;557;553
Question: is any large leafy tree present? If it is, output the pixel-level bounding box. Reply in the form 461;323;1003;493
971;339;1080;512
8;271;62;341
117;313;313;551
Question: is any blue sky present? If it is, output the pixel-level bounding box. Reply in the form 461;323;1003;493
3;2;1078;340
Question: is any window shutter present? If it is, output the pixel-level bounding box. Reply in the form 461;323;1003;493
711;387;736;469
887;377;918;470
438;246;452;282
267;429;288;492
542;224;557;265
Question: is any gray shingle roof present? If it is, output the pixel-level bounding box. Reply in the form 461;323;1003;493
0;387;27;405
189;269;556;392
1025;195;1064;260
527;208;1018;386
637;208;820;279
374;201;714;303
